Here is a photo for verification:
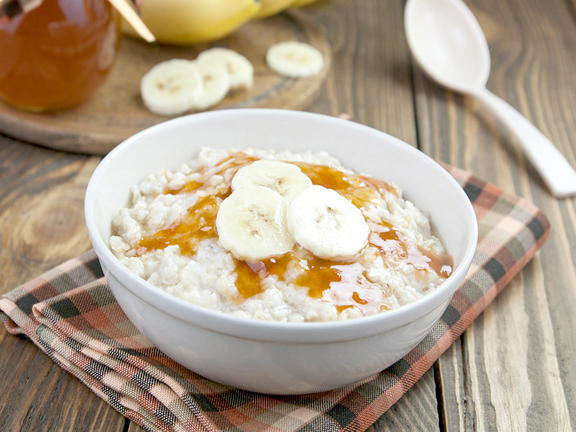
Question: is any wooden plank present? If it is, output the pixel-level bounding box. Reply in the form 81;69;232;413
304;1;437;430
368;369;439;432
0;334;53;431
127;420;145;432
414;0;576;430
435;338;474;432
0;139;94;287
0;138;91;343
0;334;126;432
0;137;126;431
305;0;418;145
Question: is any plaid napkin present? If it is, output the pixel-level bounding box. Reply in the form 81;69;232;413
0;164;550;432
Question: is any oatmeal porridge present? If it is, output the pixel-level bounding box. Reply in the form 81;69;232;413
109;147;453;322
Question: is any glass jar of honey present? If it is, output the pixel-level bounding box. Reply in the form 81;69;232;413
0;0;120;112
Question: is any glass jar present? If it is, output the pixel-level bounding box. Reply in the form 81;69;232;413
0;0;120;112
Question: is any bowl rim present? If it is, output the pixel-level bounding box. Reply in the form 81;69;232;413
85;109;478;344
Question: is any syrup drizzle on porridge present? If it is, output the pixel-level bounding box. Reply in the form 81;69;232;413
294;162;397;209
369;222;453;278
135;153;453;316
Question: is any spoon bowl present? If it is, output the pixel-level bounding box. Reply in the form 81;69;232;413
405;0;576;198
406;0;490;92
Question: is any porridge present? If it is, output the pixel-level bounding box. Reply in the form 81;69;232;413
110;147;453;322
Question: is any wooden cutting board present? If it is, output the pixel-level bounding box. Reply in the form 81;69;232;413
0;11;330;155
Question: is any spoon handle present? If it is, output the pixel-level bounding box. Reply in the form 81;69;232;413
474;88;576;198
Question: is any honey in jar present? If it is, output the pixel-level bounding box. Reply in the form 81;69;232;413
0;0;120;112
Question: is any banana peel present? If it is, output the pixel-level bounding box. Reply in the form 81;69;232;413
122;0;261;45
255;0;296;19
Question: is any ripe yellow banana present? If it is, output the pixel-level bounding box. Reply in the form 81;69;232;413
122;0;261;45
255;0;296;18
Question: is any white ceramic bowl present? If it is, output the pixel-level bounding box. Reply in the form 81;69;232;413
85;109;477;395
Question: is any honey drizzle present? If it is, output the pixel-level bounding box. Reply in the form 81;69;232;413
358;174;399;197
295;256;341;298
369;222;453;278
294;162;382;209
165;152;258;196
136;153;257;254
233;254;293;299
233;250;390;315
135;153;453;317
166;180;203;195
137;194;224;256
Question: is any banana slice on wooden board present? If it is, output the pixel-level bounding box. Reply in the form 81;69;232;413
232;160;312;202
197;47;254;90
192;63;231;111
266;41;324;78
140;59;204;116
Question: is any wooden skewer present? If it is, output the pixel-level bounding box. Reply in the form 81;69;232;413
108;0;155;43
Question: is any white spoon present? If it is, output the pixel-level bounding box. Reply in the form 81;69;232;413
405;0;576;198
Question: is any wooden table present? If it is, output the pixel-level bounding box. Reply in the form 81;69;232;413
1;0;574;430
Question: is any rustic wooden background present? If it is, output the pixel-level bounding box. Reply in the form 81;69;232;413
1;0;575;430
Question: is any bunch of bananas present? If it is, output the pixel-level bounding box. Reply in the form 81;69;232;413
122;0;322;45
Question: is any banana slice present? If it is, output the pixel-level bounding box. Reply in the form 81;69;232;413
287;185;370;260
197;48;254;91
232;160;312;202
216;186;294;261
266;41;324;78
141;59;204;116
192;63;231;111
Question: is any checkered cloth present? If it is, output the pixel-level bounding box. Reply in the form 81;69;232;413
0;164;550;432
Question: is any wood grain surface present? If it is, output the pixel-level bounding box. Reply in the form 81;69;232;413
415;0;576;430
1;0;576;430
0;10;330;155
